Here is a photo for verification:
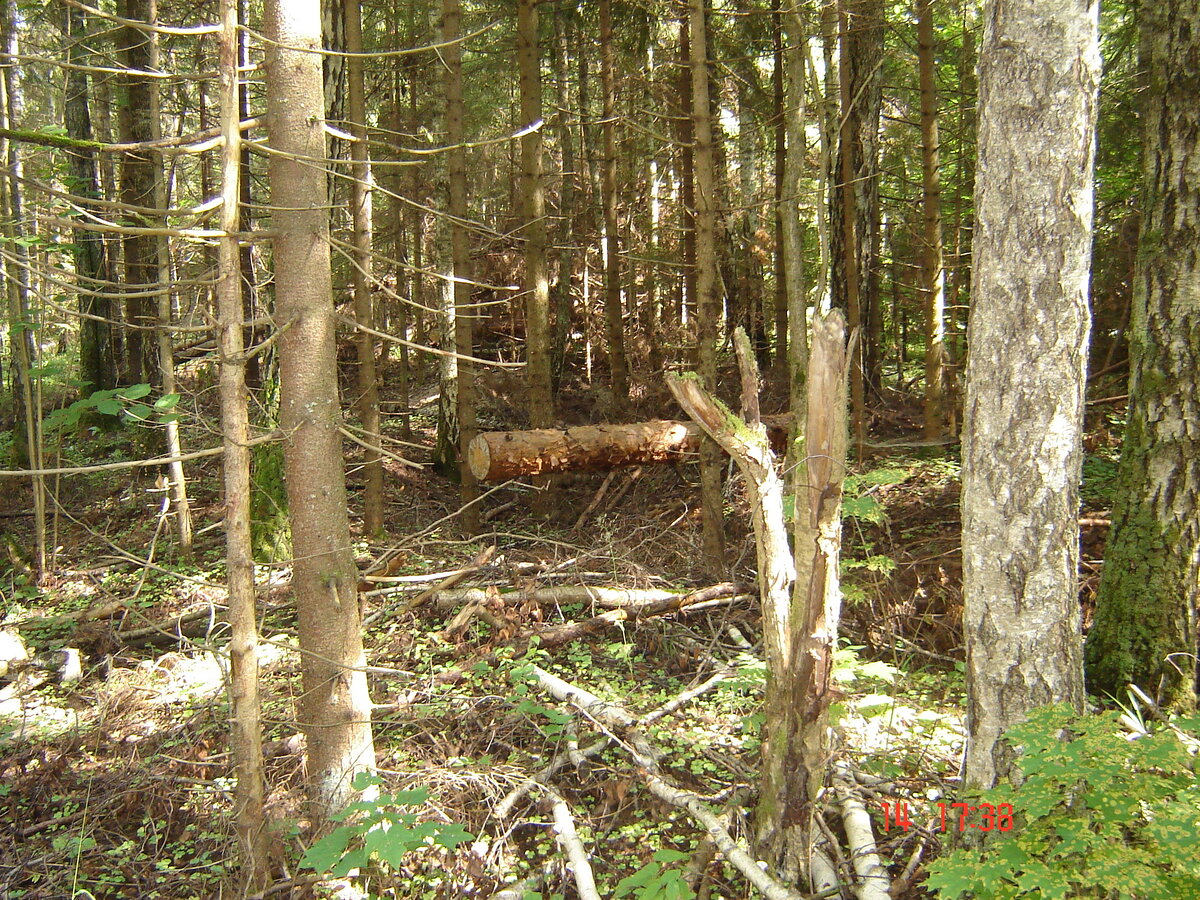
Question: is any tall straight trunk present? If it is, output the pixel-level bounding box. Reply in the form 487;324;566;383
688;0;725;570
519;0;554;439
238;0;260;390
64;3;115;393
388;81;411;440
772;10;787;370
832;0;882;451
550;4;577;386
264;0;376;816
1;0;44;574
782;8;809;405
118;0;157;386
916;0;946;440
678;19;697;330
345;0;384;535
963;0;1098;788
143;0;193;556
1085;0;1199;712
444;0;478;533
599;0;629;412
217;0;269;886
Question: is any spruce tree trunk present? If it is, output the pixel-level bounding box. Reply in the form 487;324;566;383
118;0;157;386
600;0;629;412
962;0;1099;788
265;0;376;817
444;0;478;533
345;0;384;536
688;0;726;571
217;0;269;885
63;3;115;393
916;0;946;440
518;0;553;434
1085;0;1199;712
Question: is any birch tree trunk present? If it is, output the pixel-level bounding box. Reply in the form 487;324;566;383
265;0;376;817
962;0;1099;788
1085;0;1199;712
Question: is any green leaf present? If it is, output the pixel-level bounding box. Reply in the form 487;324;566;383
95;398;122;416
121;383;153;400
154;392;180;410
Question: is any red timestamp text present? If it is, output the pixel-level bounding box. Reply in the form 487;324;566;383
878;800;1016;833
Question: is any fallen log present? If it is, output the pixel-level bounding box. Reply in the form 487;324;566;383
467;416;791;482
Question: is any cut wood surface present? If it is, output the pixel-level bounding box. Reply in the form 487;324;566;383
467;416;790;481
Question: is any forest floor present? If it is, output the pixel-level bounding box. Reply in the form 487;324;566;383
0;364;1121;900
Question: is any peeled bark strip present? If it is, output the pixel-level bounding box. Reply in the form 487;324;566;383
468;417;791;482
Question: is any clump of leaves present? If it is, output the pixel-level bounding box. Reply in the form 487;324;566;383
300;773;473;877
925;704;1200;900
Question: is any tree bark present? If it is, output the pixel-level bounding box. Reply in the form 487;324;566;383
519;0;553;434
468;416;793;482
962;0;1099;788
118;0;157;386
443;0;477;533
217;0;269;885
916;0;946;440
1085;0;1199;712
265;0;376;817
63;2;115;394
599;0;629;412
688;0;726;571
345;0;384;536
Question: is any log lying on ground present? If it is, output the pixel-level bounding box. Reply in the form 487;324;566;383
467;416;791;482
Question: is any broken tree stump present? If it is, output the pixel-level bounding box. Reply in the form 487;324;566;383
467;416;791;482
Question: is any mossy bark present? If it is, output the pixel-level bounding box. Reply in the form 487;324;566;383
1085;0;1199;712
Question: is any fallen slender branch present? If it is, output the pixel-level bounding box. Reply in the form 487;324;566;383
833;764;892;900
543;788;602;900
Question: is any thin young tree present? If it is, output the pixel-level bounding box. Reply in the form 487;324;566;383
688;0;725;570
1085;0;1199;712
599;0;629;412
962;0;1100;788
345;0;384;535
216;0;269;884
916;0;946;440
444;0;479;533
264;0;376;815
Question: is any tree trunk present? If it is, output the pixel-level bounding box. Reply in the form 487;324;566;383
444;0;478;533
64;2;115;394
345;0;384;536
1;0;44;575
217;0;269;885
264;0;376;817
1085;0;1199;712
519;0;553;435
118;0;158;386
677;18;697;331
688;0;726;571
782;8;809;409
599;0;629;412
962;0;1099;789
550;4;577;387
468;416;792;482
141;0;193;558
916;0;946;440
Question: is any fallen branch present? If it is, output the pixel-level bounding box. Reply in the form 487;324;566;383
525;666;807;900
833;764;892;900
544;788;602;900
